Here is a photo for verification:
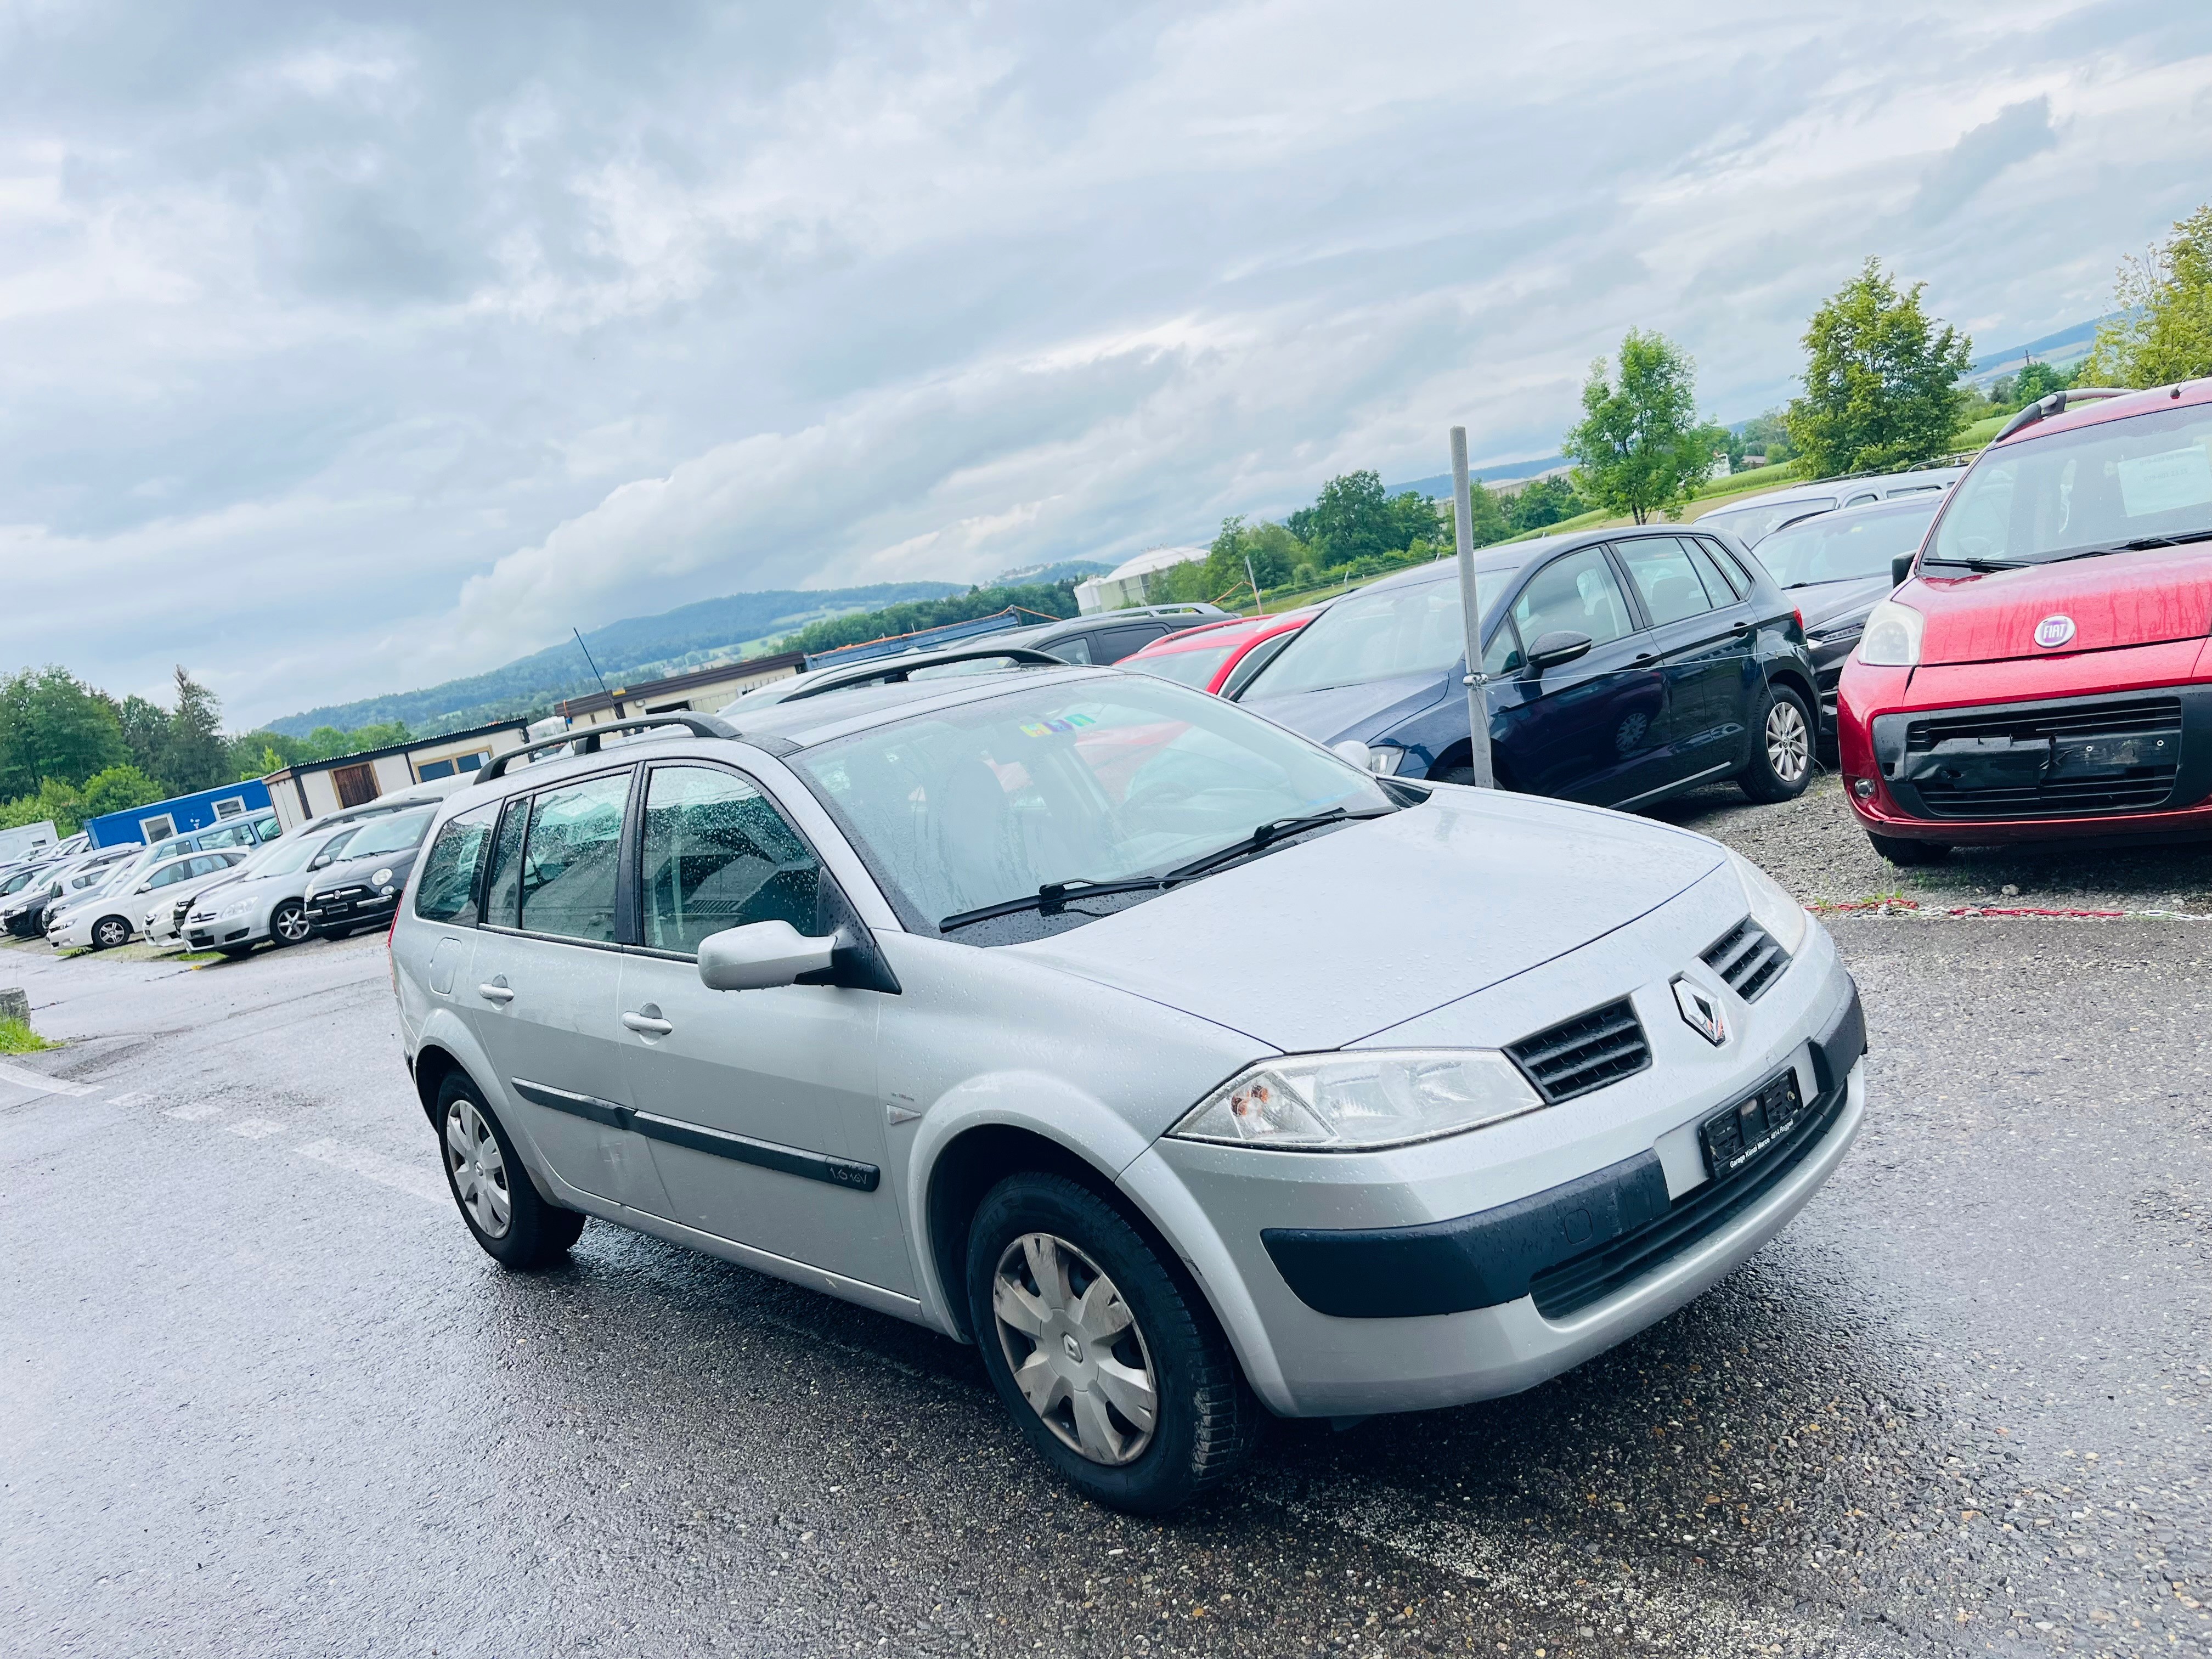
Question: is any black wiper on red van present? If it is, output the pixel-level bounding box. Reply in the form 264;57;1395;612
2034;528;2212;565
1919;555;2022;572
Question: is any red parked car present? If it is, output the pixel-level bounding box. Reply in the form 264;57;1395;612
1121;607;1320;697
1836;379;2212;863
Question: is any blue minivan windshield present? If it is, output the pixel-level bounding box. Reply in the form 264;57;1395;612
1244;570;1504;699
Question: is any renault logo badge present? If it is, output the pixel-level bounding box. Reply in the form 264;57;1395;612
1673;977;1728;1046
2034;614;2076;649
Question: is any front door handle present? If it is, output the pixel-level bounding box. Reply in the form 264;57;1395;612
477;981;516;1004
622;1011;674;1036
1634;652;1658;665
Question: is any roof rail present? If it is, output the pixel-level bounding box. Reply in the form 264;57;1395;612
781;646;1068;704
1995;387;2133;443
475;711;740;785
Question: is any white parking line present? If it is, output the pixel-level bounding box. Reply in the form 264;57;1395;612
295;1137;447;1204
162;1103;224;1122
0;1059;97;1098
224;1117;290;1139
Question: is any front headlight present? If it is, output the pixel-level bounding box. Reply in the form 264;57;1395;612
1725;848;1808;957
372;868;394;887
218;898;255;920
1856;599;1923;666
1167;1049;1542;1151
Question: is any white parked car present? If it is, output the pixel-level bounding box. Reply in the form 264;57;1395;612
181;823;365;957
140;851;261;944
48;848;253;951
390;674;1865;1513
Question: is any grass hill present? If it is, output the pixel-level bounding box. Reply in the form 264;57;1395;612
267;582;963;738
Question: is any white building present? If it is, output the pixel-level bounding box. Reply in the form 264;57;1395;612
263;719;533;830
1074;546;1210;614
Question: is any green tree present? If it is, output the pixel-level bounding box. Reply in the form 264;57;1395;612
2010;360;2074;408
1444;479;1510;550
1505;475;1590;534
1288;471;1392;566
81;764;166;821
24;668;129;788
1740;409;1797;464
1562;330;1719;524
2079;205;2212;389
1785;259;1972;475
160;667;227;793
118;694;171;782
0;778;87;837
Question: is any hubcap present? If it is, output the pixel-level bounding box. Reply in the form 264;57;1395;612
991;1232;1158;1466
96;919;127;947
1766;699;1810;785
444;1098;512;1238
275;905;310;943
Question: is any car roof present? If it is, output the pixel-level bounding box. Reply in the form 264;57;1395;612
1995;377;2212;445
1772;494;1946;527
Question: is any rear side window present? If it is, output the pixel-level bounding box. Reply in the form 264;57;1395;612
414;802;501;925
518;772;630;943
1695;537;1758;596
1615;538;1717;626
1049;634;1095;664
640;765;821;955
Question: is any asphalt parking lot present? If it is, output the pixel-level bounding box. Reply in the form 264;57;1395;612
4;807;2210;1658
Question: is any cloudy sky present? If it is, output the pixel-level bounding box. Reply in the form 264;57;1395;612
4;1;2209;726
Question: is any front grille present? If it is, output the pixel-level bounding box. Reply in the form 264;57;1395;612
1702;919;1786;1002
1505;999;1651;1104
1902;696;2183;820
1529;1076;1850;1320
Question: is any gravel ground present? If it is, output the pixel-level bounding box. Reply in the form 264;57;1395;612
1652;774;2212;916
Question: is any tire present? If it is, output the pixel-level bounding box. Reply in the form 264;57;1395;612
966;1172;1259;1514
269;900;311;947
91;915;132;951
436;1071;585;1269
1868;832;1950;866
1738;683;1815;803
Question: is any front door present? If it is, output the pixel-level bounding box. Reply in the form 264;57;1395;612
464;768;665;1211
1487;544;1673;805
614;762;910;1295
1611;535;1754;790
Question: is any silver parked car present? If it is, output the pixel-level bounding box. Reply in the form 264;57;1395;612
182;823;365;956
390;673;1865;1513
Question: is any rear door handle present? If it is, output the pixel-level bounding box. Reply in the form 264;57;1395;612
622;1011;674;1036
477;983;516;1004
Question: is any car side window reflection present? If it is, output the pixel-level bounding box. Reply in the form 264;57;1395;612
1616;537;1718;627
516;772;629;943
1511;548;1632;647
641;766;821;956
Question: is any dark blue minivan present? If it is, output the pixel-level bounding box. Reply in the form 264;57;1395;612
1238;525;1820;809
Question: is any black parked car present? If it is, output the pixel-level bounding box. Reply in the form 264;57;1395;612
1739;495;1940;755
1238;526;1820;808
996;603;1232;665
301;807;437;937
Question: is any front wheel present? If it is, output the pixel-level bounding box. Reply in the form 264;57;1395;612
437;1073;585;1269
967;1172;1259;1514
1738;684;1815;803
1868;832;1950;866
269;900;311;947
91;915;132;950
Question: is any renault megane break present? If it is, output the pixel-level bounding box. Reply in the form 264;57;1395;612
390;668;1866;1512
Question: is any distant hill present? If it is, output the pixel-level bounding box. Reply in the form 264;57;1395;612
1965;314;2118;388
266;581;962;738
1386;456;1568;498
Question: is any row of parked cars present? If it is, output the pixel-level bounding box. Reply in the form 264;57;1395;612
0;776;459;960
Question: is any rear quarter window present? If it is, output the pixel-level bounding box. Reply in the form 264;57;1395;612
413;802;500;926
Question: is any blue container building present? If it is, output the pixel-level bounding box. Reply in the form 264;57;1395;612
84;779;276;849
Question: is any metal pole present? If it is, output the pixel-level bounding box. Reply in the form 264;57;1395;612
1244;553;1266;616
1451;427;1496;788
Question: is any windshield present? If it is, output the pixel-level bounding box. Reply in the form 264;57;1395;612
1932;403;2212;566
1702;496;1838;547
1243;571;1503;698
1755;504;1939;587
791;676;1393;940
1128;642;1237;689
337;809;433;858
253;829;348;877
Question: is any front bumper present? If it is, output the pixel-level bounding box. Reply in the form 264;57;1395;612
1125;941;1863;1419
303;886;397;933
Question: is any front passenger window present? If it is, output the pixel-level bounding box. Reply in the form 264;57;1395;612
518;772;630;943
1511;548;1632;646
641;766;822;955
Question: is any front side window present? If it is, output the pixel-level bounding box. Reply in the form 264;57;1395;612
792;676;1391;939
415;802;500;926
1615;537;1718;625
1931;403;2212;567
1511;548;1632;646
640;766;822;955
518;772;630;942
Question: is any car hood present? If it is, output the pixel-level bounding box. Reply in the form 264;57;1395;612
1241;673;1452;745
1007;788;1725;1051
310;848;421;891
1907;545;2212;664
1791;576;1892;634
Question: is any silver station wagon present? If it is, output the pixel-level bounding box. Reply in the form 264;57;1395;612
389;665;1865;1513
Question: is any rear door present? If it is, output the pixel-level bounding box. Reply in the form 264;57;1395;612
614;761;910;1294
1487;544;1673;804
1610;535;1753;789
463;768;667;1211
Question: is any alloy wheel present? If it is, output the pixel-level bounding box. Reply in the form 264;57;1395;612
94;917;129;949
273;904;311;944
990;1232;1158;1466
444;1098;513;1238
1765;698;1810;786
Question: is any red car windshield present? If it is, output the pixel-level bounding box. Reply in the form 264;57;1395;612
1931;402;2212;567
1129;643;1238;688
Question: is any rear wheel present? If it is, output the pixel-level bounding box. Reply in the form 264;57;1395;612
1738;685;1815;803
437;1072;585;1269
966;1172;1258;1514
91;915;132;950
269;900;311;947
1868;832;1950;866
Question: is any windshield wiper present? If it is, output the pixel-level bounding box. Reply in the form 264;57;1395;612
1918;555;2023;572
1159;806;1391;884
939;875;1170;933
2032;528;2212;565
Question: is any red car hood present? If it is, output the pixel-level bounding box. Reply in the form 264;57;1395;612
1909;545;2212;664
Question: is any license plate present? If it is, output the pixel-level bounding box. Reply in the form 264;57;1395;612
1699;1069;1804;1181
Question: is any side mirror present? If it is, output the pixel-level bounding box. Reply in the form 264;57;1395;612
1330;739;1372;770
1525;630;1595;675
697;919;838;991
1891;552;1915;588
